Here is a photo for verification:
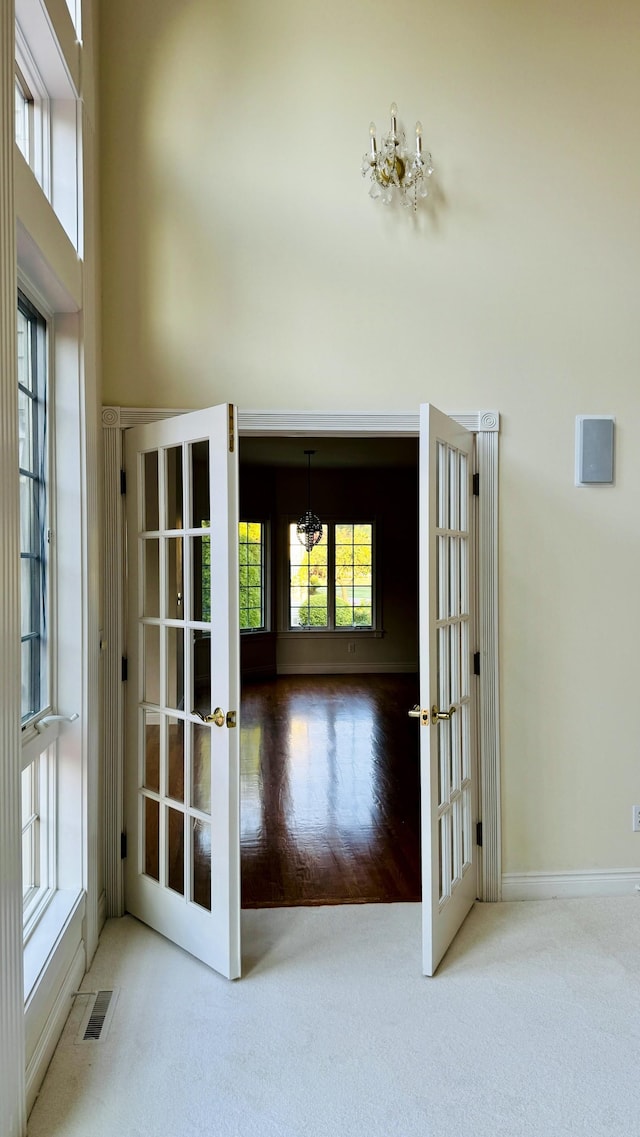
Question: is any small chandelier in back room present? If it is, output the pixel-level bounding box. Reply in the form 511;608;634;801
296;450;323;553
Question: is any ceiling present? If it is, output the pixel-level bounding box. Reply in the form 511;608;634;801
239;436;418;469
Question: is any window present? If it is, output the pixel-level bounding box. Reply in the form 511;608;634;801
21;745;54;928
288;522;374;629
18;292;56;931
18;293;49;724
15;13;80;246
14;31;50;199
239;522;266;631
14;69;32;162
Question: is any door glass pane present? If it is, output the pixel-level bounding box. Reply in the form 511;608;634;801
192;723;211;814
191;441;210;529
462;785;472;868
449;446;459;531
166;626;184;711
438;816;445;902
165;446;183;530
460;536;468;617
167;717;184;802
166;537;183;620
143;624;160;705
461;619;470;699
143;452;159;531
144;797;159;881
450;622;460;705
436;441;447;529
143;539;160;618
143;710;160;793
167;806;184;895
449;537;460;619
438;626;449;706
192;819;212;911
451;800;459;883
191;630;211;717
190;535;211;623
451;705;461;793
461;701;471;781
438;723;446;807
459;452;468;532
437;535;448;621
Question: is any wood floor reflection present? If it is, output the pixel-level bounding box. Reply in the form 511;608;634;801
240;675;421;908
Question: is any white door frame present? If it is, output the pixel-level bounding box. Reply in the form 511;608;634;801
101;406;501;916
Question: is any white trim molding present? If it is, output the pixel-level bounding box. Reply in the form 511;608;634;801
0;4;27;1136
102;406;501;909
502;869;640;902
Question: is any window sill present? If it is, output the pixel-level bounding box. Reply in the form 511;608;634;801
24;888;85;1004
278;629;384;639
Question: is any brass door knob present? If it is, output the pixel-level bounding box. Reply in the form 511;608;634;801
192;707;226;727
432;704;456;722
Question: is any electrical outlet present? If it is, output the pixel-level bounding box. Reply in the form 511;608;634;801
632;806;640;833
348;641;356;654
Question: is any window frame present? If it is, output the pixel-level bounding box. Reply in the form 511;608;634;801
17;285;58;935
285;517;377;632
239;520;269;633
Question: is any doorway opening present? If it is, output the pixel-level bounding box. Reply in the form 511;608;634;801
238;436;422;908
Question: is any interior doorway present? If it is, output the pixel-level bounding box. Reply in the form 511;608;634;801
100;403;500;933
238;437;421;908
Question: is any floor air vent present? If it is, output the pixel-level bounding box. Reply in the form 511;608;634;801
75;988;119;1044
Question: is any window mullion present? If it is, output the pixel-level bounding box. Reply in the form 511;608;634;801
328;524;336;630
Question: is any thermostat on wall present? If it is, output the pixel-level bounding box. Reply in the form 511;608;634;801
575;415;615;486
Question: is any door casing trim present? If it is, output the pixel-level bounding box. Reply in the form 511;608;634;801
101;406;501;914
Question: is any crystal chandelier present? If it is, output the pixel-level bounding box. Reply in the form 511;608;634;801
296;450;323;553
362;103;433;210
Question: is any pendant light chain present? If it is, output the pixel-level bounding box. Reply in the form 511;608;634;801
296;450;323;553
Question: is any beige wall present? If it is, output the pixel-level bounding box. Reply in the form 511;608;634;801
100;0;640;876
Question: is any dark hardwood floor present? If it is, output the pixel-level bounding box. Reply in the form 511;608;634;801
240;674;422;908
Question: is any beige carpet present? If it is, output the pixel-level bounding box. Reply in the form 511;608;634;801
28;897;640;1136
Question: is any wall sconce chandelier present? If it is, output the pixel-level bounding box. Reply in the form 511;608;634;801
362;103;433;210
297;450;323;553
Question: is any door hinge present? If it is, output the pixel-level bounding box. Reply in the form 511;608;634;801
120;469;127;495
121;832;127;859
228;404;235;453
472;472;480;496
473;651;481;676
121;657;128;682
476;821;483;847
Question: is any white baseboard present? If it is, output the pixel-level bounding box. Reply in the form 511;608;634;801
276;661;418;675
25;940;86;1117
502;868;640;902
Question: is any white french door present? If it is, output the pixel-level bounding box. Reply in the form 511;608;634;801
419;403;477;976
123;404;241;979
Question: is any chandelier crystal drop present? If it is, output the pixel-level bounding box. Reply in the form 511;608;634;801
296;451;323;553
362;103;433;210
